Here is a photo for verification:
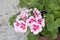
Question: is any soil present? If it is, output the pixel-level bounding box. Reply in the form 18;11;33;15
38;37;52;40
38;33;60;40
55;34;60;40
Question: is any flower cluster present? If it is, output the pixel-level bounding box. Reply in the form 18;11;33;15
14;8;45;34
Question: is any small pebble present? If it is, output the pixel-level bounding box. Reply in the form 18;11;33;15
6;13;8;15
0;24;2;27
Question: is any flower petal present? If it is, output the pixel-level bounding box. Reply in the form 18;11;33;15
33;8;40;17
30;22;42;34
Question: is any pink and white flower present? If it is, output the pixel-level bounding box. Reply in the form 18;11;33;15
20;10;29;20
36;18;45;27
14;8;45;34
37;14;42;19
16;15;21;21
16;9;32;21
14;20;27;33
26;16;36;26
33;8;40;17
21;8;32;14
14;20;20;32
21;13;29;22
30;22;42;34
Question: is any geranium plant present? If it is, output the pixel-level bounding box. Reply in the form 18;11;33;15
9;0;60;40
13;8;45;34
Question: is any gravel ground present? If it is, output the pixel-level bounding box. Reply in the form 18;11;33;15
0;0;27;40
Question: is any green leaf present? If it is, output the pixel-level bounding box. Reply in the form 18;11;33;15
54;11;60;17
27;27;30;32
9;13;20;26
48;4;60;11
30;0;43;9
50;30;58;39
27;33;39;40
47;18;60;32
20;0;43;9
42;29;58;39
42;30;52;38
46;14;54;25
19;0;30;8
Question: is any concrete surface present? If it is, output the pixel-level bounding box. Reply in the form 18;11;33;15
0;0;27;40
